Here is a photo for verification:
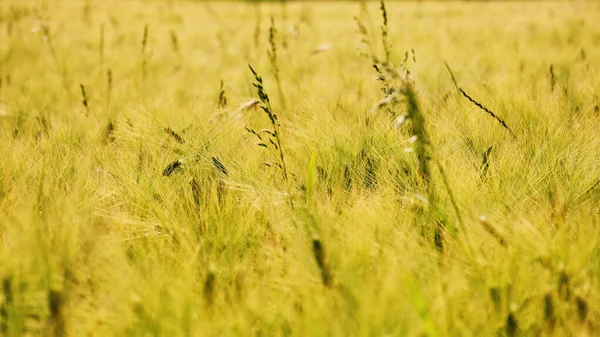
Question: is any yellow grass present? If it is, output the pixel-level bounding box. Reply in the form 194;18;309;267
0;0;599;335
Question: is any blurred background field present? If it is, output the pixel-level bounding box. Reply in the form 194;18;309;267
0;0;599;336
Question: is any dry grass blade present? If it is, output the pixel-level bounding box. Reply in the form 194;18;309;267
436;159;466;234
369;93;398;113
379;0;390;64
141;24;149;79
41;25;70;94
253;3;261;48
267;17;285;107
443;61;460;91
0;101;9;117
478;215;507;247
444;61;516;139
459;88;516;138
99;23;105;67
311;44;330;55
236;99;260;114
403;81;430;186
106;69;112;109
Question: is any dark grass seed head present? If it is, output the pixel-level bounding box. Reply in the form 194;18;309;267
312;238;332;287
543;292;555;331
489;287;501;312
189;178;201;207
549;65;556;92
211;157;228;176
105;121;115;144
169;30;180;53
163;159;183;176
505;312;518;337
164;127;185;144
576;295;589;322
79;84;89;115
558;270;570;300
434;220;444;256
217;79;227;108
48;289;65;337
204;271;215;307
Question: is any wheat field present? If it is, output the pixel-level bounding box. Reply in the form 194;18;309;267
1;0;599;336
